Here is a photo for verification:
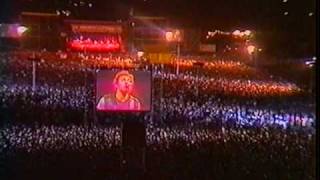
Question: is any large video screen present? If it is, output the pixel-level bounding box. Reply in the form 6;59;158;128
96;70;151;112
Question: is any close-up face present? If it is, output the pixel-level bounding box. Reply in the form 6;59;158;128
116;74;134;94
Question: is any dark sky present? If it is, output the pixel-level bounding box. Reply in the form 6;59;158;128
1;0;315;29
0;0;316;57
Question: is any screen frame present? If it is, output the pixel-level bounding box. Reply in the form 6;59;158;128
95;68;152;113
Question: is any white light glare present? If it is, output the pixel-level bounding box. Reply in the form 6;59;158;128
17;26;28;36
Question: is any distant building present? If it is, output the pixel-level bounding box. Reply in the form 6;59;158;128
128;15;186;64
20;12;62;51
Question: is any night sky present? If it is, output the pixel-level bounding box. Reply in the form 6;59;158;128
0;0;316;57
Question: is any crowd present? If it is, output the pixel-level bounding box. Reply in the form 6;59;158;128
1;124;121;152
0;124;122;180
0;52;315;128
146;124;315;180
153;70;301;97
0;51;316;179
0;124;315;179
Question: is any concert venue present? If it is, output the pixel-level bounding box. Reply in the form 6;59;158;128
0;0;316;179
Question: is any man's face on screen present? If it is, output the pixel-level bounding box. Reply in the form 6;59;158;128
116;75;134;94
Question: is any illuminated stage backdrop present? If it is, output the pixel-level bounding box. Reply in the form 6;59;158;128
67;34;122;52
65;20;124;52
96;70;151;112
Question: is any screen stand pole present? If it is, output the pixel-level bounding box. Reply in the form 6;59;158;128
32;60;36;91
176;43;180;75
121;117;146;178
